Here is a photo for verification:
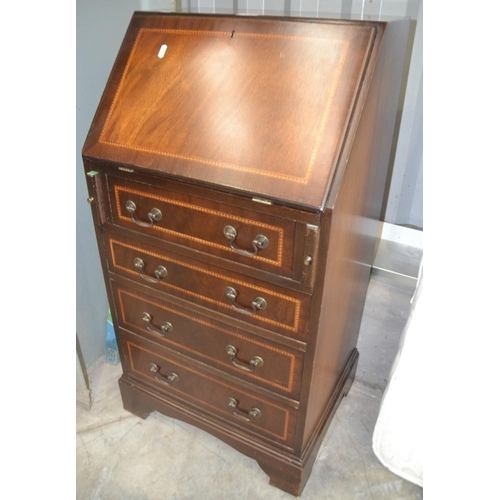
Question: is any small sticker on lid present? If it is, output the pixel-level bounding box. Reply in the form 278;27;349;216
158;44;167;58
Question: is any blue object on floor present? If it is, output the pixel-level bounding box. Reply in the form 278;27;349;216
105;309;119;365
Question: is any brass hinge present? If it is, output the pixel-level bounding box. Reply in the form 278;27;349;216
252;197;273;206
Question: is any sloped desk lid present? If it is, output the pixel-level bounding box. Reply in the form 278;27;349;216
83;13;379;211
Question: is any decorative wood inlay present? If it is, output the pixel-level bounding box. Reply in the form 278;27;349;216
98;28;350;185
108;238;303;332
117;288;297;393
114;184;284;266
127;340;291;441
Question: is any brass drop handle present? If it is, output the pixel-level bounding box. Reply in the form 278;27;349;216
126;200;162;228
134;257;168;284
227;397;262;422
149;363;178;385
223;225;269;256
225;345;264;372
225;287;267;316
142;312;173;337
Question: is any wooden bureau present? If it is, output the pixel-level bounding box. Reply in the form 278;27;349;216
82;12;409;496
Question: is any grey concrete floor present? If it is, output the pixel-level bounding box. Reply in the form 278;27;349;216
77;245;423;499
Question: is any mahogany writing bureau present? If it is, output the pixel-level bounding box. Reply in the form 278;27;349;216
82;12;409;495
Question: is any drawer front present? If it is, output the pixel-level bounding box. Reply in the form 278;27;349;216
123;337;298;448
105;233;310;341
107;176;295;277
112;281;304;399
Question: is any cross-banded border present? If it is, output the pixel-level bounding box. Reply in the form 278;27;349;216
108;237;303;332
99;28;350;185
114;184;284;266
127;340;291;441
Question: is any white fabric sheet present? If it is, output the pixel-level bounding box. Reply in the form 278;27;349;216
372;266;424;487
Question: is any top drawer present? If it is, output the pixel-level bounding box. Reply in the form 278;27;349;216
107;176;296;278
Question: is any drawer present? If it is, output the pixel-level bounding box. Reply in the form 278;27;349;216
107;175;296;278
111;280;304;399
122;335;298;448
105;232;310;341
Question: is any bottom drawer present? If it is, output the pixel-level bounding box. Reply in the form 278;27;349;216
121;335;298;448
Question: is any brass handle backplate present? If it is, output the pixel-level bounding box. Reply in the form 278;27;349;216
126;200;162;228
227;397;262;422
225;345;263;372
223;225;269;257
149;363;178;386
134;257;167;284
225;286;267;316
142;312;173;336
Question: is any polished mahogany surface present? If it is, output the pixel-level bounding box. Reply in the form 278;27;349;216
106;174;297;277
83;13;376;210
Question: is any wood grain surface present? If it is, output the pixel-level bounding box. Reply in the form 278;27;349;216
83;14;377;210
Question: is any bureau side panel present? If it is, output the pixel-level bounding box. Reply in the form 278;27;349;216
300;18;411;450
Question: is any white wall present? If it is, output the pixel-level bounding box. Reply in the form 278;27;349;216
385;0;423;228
76;0;149;369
